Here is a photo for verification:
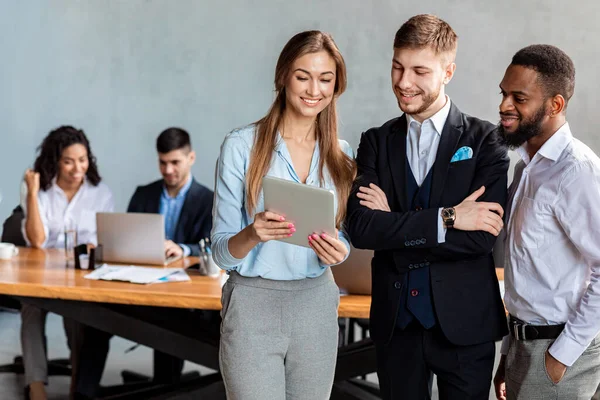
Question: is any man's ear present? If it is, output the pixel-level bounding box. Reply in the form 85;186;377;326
443;62;456;85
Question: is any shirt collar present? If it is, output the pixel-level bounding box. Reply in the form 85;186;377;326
50;177;89;194
162;175;193;200
406;95;452;136
275;131;286;153
274;131;321;182
517;122;572;164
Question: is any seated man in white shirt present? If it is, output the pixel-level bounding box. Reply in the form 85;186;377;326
493;45;600;399
20;126;114;400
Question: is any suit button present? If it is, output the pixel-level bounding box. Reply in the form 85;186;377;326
415;206;423;211
404;241;410;246
394;281;402;289
410;240;416;246
425;261;430;266
422;238;427;244
411;289;419;297
408;264;413;269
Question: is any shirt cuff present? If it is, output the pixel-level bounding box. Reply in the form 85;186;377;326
548;332;588;367
179;244;191;258
500;334;510;355
437;207;447;244
212;236;246;270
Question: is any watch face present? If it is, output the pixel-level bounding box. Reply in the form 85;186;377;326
443;208;455;219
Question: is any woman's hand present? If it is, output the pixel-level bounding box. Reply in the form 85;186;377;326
308;230;348;265
24;169;40;195
227;211;295;260
250;211;295;243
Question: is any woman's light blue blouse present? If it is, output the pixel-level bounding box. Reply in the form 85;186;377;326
211;124;354;280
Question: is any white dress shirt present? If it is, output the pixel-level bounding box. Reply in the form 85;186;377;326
21;179;115;248
406;96;451;243
500;122;600;366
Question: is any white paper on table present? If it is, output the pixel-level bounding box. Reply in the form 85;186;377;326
84;264;189;284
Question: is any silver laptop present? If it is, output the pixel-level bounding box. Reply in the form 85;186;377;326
96;212;181;266
331;245;373;295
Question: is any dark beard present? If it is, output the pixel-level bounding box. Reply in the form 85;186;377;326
498;105;546;149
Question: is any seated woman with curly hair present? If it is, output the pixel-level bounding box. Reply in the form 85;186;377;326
20;126;114;400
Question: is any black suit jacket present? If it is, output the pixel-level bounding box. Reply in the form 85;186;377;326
127;179;214;257
346;103;509;346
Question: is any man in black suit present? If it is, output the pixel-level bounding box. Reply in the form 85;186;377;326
345;15;509;399
71;128;215;399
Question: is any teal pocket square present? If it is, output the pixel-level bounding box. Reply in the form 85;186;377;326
451;146;473;162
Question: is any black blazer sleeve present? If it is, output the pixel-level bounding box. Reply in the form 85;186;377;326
183;189;214;257
127;187;144;213
346;124;508;259
346;130;441;251
429;129;509;260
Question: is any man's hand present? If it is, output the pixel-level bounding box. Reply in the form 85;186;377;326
357;183;391;212
545;350;567;384
453;186;504;236
493;355;507;400
165;240;184;258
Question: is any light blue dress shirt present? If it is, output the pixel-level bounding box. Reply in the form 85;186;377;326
211;124;354;280
159;176;193;257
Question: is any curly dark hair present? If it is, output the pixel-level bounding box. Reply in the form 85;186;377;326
511;44;575;104
33;125;102;191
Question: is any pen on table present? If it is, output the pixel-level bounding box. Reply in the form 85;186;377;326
199;239;209;265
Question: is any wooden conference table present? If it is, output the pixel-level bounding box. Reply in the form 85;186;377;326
0;248;375;399
0;248;371;317
0;248;504;399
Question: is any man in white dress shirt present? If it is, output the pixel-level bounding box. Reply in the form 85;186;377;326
493;45;600;399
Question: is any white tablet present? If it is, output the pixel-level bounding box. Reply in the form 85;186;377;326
262;176;336;248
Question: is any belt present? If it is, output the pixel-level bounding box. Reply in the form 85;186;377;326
509;315;565;341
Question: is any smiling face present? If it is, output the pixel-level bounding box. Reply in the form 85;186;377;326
498;64;550;148
57;144;89;186
158;147;195;190
391;46;455;122
284;50;337;120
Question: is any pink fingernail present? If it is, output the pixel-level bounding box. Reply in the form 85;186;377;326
308;236;312;241
288;223;294;228
312;234;319;240
321;233;326;238
288;233;293;237
290;228;296;233
280;216;285;221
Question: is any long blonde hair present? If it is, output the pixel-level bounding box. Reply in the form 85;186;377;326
246;30;356;228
